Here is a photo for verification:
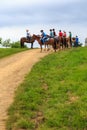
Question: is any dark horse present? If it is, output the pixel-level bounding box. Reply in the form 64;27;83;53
32;34;60;52
20;36;35;48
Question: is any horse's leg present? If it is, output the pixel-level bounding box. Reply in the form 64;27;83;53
54;39;57;52
44;43;46;51
40;44;42;52
31;43;33;49
21;42;24;48
20;39;23;48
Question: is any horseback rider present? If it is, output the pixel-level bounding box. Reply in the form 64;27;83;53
59;30;63;37
58;30;63;46
63;31;66;37
50;29;53;38
40;30;47;44
53;29;57;37
75;36;79;47
69;31;72;46
26;29;31;41
63;31;67;48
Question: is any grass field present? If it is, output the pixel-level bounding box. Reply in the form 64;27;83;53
0;48;28;59
6;47;87;130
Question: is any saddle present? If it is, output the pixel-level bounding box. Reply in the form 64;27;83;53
44;38;49;42
41;38;50;44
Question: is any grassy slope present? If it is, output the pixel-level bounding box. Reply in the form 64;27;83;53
0;48;28;59
7;47;87;130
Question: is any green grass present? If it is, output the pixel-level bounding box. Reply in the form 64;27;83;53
0;48;28;59
7;47;87;130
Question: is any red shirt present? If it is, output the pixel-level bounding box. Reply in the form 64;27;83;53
63;32;66;37
59;32;63;37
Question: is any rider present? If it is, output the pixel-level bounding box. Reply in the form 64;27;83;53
52;29;57;37
69;31;72;46
63;31;66;37
75;36;79;47
40;30;47;44
50;29;53;38
59;30;63;37
26;29;31;41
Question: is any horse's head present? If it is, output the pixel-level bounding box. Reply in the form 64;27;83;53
32;34;41;40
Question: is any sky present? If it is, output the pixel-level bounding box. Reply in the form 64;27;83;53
0;0;87;46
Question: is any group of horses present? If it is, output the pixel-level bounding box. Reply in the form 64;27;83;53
20;34;76;52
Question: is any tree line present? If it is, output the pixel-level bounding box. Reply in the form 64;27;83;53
0;37;23;48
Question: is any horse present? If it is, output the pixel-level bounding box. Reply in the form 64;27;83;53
62;37;73;49
20;36;35;48
32;34;59;52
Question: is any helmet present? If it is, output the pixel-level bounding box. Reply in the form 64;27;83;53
40;30;43;32
26;29;29;32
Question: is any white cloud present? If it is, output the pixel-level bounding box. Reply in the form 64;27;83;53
0;0;87;44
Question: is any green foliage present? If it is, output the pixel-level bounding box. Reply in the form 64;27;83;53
11;41;27;48
7;47;87;130
11;41;20;48
2;38;11;47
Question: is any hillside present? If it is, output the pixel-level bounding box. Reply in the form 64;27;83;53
7;47;87;130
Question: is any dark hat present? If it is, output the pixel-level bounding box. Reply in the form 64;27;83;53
26;29;29;32
40;30;43;32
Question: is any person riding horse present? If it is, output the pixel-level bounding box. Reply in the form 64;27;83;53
69;31;72;47
62;31;67;48
26;29;31;41
20;30;34;48
53;29;57;37
40;30;48;44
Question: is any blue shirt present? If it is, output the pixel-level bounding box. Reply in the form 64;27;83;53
41;32;47;37
76;37;79;43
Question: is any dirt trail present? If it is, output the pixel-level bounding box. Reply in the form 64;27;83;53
0;49;49;130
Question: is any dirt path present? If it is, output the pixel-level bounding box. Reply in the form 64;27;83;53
0;49;50;130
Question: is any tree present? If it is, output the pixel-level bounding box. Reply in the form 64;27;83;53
11;41;20;48
2;39;11;47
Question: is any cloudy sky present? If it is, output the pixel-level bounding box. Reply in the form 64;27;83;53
0;0;87;44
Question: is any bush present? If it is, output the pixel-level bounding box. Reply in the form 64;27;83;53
11;41;27;48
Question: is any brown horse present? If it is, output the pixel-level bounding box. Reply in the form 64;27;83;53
20;36;35;48
62;37;74;49
32;34;59;52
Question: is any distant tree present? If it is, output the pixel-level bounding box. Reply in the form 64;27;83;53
11;41;20;48
2;39;11;47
